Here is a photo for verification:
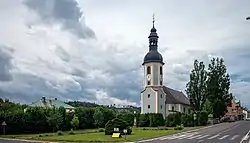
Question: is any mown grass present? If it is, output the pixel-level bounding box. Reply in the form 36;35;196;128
0;126;203;142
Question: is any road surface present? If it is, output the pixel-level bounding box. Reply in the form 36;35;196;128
0;140;38;143
138;120;250;143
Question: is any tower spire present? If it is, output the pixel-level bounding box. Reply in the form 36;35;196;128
152;13;155;28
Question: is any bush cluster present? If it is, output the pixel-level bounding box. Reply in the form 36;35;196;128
0;100;209;135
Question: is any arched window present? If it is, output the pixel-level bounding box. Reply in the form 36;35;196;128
147;66;151;74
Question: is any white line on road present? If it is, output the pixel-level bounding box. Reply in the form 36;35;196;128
198;140;204;142
207;134;220;139
218;135;229;140
240;130;250;143
230;135;239;140
187;134;202;139
197;134;209;139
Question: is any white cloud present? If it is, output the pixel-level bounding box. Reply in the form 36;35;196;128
0;0;249;108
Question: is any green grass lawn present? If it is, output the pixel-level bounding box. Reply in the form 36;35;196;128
0;127;203;142
34;129;182;142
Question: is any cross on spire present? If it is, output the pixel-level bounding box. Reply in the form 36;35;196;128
152;13;155;27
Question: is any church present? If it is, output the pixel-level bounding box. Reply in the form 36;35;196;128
140;17;190;119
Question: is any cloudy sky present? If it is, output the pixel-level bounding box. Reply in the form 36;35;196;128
0;0;250;107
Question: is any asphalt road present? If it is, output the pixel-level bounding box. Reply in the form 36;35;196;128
0;139;42;143
0;140;38;143
138;120;250;143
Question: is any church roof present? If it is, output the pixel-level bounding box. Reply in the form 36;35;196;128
29;97;74;109
163;86;190;106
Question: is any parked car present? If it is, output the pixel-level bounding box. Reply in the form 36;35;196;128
229;116;235;122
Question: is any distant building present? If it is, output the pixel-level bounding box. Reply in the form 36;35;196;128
140;17;190;119
225;96;243;120
25;97;75;113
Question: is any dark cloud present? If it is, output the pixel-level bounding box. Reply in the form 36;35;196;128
0;45;13;82
23;0;96;39
0;72;98;104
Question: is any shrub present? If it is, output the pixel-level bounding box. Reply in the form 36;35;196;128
174;124;184;130
165;112;182;127
198;111;208;126
138;114;149;127
104;118;132;135
69;129;75;135
181;113;193;127
138;113;164;127
57;130;63;136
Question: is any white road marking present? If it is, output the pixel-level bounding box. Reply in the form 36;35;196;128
230;135;239;140
218;135;229;140
207;134;220;139
198;140;204;142
138;139;155;142
241;130;250;143
177;133;196;139
197;134;209;139
187;134;202;139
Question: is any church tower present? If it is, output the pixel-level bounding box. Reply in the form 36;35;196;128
141;15;166;118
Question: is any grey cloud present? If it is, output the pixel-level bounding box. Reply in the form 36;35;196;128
0;72;97;104
24;0;96;39
0;45;13;82
55;45;70;62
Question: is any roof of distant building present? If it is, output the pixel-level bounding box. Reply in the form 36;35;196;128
163;86;190;106
29;97;74;109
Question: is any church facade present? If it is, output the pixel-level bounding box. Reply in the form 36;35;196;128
140;18;190;118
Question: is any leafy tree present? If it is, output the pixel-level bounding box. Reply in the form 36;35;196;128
206;57;233;118
71;114;79;130
93;108;105;128
203;98;212;114
46;108;63;132
186;60;207;113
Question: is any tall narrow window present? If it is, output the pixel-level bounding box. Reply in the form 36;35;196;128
147;81;151;85
183;108;186;113
160;66;162;75
147;66;151;74
160;81;162;85
160;105;163;109
148;105;150;109
172;106;174;111
148;94;150;98
160;94;162;98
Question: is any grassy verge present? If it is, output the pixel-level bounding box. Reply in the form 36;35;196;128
0;126;203;142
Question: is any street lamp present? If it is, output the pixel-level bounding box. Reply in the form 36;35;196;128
193;113;197;127
133;111;137;127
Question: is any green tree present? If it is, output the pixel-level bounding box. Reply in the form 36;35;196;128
93;108;105;128
71;114;80;130
46;108;63;132
203;98;212;114
206;57;233;118
186;60;207;113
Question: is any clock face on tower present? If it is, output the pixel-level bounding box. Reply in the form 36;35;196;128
147;74;151;81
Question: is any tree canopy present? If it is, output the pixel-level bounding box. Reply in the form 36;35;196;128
186;60;207;113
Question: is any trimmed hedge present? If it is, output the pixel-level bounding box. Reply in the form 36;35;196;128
104;118;132;135
165;112;182;127
138;113;164;127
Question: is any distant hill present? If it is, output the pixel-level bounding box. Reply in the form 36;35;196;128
66;101;141;112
